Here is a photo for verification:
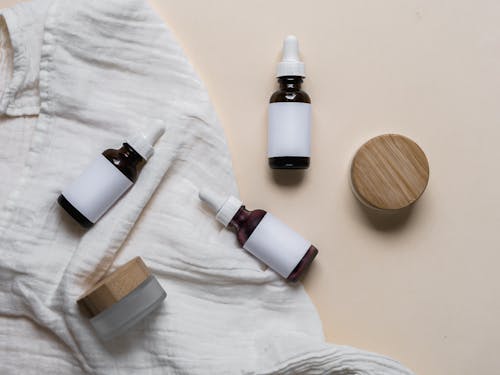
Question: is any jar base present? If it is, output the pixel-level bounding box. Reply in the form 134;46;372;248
269;157;310;169
57;194;94;228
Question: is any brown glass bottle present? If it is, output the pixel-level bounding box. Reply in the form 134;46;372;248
229;205;318;282
268;76;311;169
58;127;164;228
58;143;146;228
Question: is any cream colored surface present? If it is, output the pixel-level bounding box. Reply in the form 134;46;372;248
3;0;500;374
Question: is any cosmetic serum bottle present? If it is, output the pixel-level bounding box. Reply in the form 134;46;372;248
268;35;311;169
199;189;318;282
58;126;165;228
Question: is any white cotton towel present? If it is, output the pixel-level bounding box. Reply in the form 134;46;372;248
0;0;414;374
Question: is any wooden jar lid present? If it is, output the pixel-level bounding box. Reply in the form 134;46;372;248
351;134;429;211
77;257;151;317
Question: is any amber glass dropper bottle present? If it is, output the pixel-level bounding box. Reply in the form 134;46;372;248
268;35;311;169
58;126;164;228
199;189;318;282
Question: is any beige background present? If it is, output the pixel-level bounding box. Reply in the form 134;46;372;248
4;0;500;374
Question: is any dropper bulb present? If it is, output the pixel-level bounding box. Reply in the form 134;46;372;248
199;188;243;227
199;188;226;213
126;122;165;160
276;35;305;78
282;35;300;62
145;125;165;145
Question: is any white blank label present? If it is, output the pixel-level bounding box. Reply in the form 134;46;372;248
243;213;311;278
268;102;311;158
62;155;133;223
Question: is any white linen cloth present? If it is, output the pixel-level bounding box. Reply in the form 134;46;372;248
0;0;414;373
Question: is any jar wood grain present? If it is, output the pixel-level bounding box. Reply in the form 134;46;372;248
350;134;429;212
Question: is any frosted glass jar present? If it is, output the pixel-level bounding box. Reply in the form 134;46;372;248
78;257;167;341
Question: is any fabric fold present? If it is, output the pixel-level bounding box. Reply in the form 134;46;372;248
0;0;51;116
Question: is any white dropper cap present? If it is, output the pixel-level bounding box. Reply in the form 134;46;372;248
276;35;305;78
126;124;165;160
199;188;242;227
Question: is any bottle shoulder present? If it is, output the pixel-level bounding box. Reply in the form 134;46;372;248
251;209;267;217
235;209;267;246
269;89;311;103
102;144;145;182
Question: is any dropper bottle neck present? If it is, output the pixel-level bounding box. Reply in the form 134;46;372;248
228;206;250;231
278;76;303;90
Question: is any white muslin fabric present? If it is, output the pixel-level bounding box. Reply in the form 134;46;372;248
0;0;414;374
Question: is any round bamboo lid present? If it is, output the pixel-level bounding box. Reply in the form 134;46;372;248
351;134;429;211
77;257;151;317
